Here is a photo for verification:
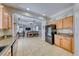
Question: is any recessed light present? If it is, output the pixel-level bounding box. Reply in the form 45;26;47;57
26;8;30;10
38;17;43;19
42;14;46;16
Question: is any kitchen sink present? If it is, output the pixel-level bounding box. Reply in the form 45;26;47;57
0;46;6;52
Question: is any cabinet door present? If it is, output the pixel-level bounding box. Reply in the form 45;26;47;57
71;38;74;53
55;35;61;46
61;37;72;52
0;5;3;29
2;8;9;29
8;13;12;29
56;19;63;29
63;16;73;29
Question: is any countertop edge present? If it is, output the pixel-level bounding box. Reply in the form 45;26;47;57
0;38;17;56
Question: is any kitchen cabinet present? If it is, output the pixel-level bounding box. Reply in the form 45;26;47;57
61;36;72;52
55;34;73;53
0;5;3;29
56;19;63;29
71;37;74;53
1;39;18;56
63;16;73;29
55;35;61;47
8;13;12;29
2;7;9;29
0;5;12;29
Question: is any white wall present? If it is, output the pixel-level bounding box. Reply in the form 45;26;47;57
12;13;17;37
41;19;46;40
73;4;79;56
50;7;73;21
74;12;79;55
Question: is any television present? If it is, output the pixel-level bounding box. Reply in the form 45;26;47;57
25;28;31;30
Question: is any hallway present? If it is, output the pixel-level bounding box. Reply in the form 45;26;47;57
16;37;73;56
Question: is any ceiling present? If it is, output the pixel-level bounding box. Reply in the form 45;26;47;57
14;13;41;27
4;3;74;16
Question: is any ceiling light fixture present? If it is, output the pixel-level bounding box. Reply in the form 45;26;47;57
38;17;44;19
26;8;30;10
42;14;46;16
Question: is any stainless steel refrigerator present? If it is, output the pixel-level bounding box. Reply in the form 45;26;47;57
45;24;57;44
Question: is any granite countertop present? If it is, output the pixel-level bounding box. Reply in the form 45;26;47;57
0;37;17;56
56;33;73;37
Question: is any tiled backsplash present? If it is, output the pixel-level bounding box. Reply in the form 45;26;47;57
57;29;73;34
0;29;12;37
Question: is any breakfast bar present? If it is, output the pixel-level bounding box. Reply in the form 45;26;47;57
0;37;17;56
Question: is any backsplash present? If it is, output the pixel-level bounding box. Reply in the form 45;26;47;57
57;29;73;34
0;29;12;37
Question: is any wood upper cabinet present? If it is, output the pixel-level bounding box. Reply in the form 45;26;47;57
56;19;63;29
63;16;73;29
8;13;12;29
0;5;3;29
2;7;9;29
0;5;12;29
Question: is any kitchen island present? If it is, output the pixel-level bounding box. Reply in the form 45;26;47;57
0;37;17;56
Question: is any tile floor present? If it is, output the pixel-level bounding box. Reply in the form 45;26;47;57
16;37;73;56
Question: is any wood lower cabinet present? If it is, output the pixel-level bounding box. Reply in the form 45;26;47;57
55;34;73;53
61;37;72;52
55;35;61;46
71;37;74;53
